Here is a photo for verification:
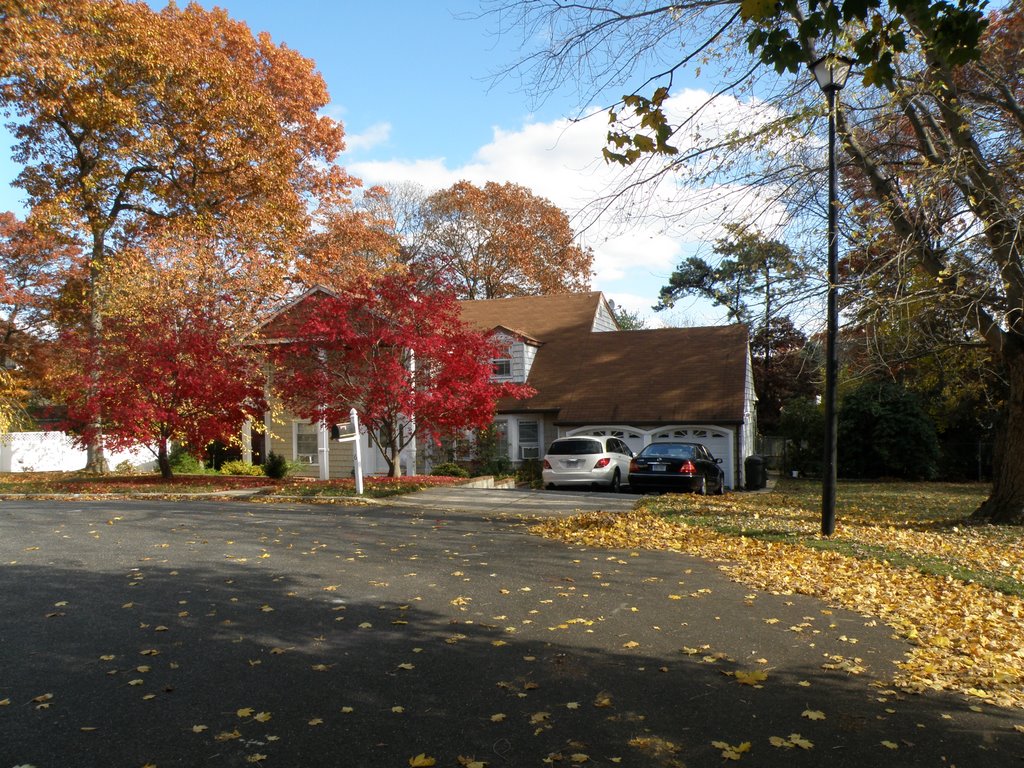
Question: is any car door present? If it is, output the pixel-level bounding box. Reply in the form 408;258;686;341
610;439;632;481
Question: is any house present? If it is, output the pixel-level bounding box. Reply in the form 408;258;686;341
255;288;757;488
458;291;757;489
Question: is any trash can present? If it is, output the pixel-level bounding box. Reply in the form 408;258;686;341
744;455;766;491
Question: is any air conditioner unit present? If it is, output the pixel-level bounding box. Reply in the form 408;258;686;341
520;445;539;460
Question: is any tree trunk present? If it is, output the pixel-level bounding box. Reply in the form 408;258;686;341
972;351;1024;524
388;421;402;478
83;235;108;474
157;439;173;480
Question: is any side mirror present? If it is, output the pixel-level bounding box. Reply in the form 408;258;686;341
714;457;722;464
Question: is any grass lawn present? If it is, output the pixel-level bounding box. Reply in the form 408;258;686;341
534;478;1024;710
0;471;465;499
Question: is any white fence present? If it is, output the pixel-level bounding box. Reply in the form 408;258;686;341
0;431;158;473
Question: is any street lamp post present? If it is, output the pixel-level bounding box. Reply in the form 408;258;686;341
810;54;853;537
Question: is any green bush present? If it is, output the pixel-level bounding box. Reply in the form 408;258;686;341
220;460;265;477
168;443;208;474
430;462;470;478
113;460;136;475
838;380;940;480
263;451;290;479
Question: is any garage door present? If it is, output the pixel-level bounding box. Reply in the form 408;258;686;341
651;426;734;488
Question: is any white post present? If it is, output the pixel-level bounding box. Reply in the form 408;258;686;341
241;419;252;465
350;408;363;495
407;350;417;475
318;419;329;481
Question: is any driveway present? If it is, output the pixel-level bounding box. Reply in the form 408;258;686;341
0;493;1018;767
389;485;637;517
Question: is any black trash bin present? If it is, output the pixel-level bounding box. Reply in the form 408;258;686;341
744;455;766;491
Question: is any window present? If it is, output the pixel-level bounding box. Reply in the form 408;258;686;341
518;420;539;459
493;420;510;458
295;422;319;464
492;358;512;378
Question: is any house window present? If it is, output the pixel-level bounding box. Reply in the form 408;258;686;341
295;422;319;464
518;420;539;460
492;358;512;378
493;420;510;458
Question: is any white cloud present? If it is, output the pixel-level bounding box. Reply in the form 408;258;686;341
348;88;793;317
344;122;392;153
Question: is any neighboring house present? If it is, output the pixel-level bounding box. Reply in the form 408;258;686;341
458;291;757;489
256;287;757;488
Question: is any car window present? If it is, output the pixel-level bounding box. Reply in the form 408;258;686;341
547;439;604;456
639;443;695;459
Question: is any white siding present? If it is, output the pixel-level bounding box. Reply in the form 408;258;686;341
740;347;758;487
591;300;619;332
522;342;538;381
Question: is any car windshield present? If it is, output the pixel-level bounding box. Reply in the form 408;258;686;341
639;444;695;460
548;439;604;456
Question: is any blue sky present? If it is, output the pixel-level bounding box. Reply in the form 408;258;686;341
0;1;762;325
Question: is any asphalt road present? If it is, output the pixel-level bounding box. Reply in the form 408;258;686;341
0;492;1019;767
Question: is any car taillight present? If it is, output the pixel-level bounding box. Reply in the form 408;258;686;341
679;460;697;474
543;459;551;469
629;460;639;472
594;457;611;468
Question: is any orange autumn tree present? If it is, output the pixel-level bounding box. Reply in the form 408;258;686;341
298;187;406;291
417;180;593;299
0;212;82;432
0;0;351;470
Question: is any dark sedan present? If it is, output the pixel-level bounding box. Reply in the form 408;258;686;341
628;441;726;495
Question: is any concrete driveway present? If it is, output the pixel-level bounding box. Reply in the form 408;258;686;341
389;485;637;517
0;493;1017;767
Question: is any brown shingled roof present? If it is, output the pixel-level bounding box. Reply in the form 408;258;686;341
459;292;750;425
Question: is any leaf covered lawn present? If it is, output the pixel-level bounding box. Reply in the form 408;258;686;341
0;471;466;499
533;480;1024;709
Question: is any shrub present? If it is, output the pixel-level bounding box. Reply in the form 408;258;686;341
220;460;265;476
263;451;290;479
431;462;470;478
168;443;207;474
838;380;940;480
113;460;136;475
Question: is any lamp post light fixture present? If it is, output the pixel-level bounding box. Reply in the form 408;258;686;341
810;53;853;537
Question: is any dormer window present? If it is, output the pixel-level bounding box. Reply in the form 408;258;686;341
492;358;512;378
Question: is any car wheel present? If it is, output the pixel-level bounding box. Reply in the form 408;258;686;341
698;476;707;495
546;483;557;490
609;470;621;493
716;476;726;495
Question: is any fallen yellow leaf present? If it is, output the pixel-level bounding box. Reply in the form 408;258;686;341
408;754;437;767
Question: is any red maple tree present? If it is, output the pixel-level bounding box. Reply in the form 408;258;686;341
270;275;534;477
52;261;266;479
